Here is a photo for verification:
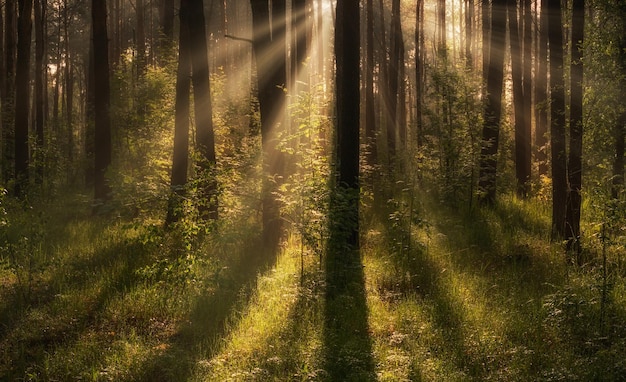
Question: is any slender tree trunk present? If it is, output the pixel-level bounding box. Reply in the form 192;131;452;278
438;0;446;53
482;0;490;83
188;0;218;220
250;0;288;249
335;0;360;249
522;0;532;188
535;0;548;176
508;0;530;197
166;0;192;225
415;0;424;147
2;0;17;182
398;41;406;148
566;0;584;255
14;0;32;196
388;0;402;162
478;0;506;204
466;0;474;65
85;33;95;187
92;0;112;205
365;0;377;166
292;0;308;90
34;0;45;184
63;1;73;165
136;0;146;76
548;0;567;239
161;0;175;45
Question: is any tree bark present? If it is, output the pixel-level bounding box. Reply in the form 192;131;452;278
548;0;567;239
508;0;530;197
566;0;584;255
478;0;506;204
34;0;45;184
166;0;192;225
415;0;424;147
521;0;532;189
335;0;360;249
2;0;17;182
14;0;32;197
188;0;218;220
365;0;377;166
92;0;112;205
535;0;548;176
250;0;287;249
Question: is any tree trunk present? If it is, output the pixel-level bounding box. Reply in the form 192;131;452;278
188;0;218;220
415;0;424;147
250;0;287;249
166;0;192;225
14;0;32;197
535;0;548;176
521;0;532;189
482;0;490;83
365;0;377;166
478;0;506;204
161;0;175;46
137;0;146;76
2;0;17;182
92;0;112;205
335;0;360;249
466;0;473;65
508;0;529;197
548;0;567;239
85;33;95;187
566;0;584;255
34;0;45;184
63;1;73;165
388;0;402;162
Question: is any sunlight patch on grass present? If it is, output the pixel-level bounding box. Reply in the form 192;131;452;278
192;236;325;381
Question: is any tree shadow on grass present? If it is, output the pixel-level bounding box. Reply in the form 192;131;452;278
134;235;282;381
321;190;377;382
0;225;156;379
323;249;376;381
378;196;563;380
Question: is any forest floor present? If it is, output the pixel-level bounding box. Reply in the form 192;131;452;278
1;187;626;381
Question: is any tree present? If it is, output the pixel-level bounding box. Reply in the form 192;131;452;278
508;0;530;197
250;0;288;248
166;0;192;225
14;0;33;196
34;0;46;183
92;0;112;205
415;0;424;147
535;0;548;177
365;0;377;166
548;0;567;238
566;0;584;255
335;0;360;249
478;0;506;204
188;0;218;220
2;0;17;182
521;0;532;191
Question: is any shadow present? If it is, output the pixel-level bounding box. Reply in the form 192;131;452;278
375;194;564;379
134;236;282;381
321;191;377;382
0;224;156;379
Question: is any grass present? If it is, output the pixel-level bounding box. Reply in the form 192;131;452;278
1;185;626;381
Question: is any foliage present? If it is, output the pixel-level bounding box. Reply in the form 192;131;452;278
421;59;483;204
279;86;332;269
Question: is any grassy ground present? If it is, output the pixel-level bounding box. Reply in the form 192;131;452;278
1;187;625;381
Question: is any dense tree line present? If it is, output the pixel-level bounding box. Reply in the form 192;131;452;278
0;0;623;259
